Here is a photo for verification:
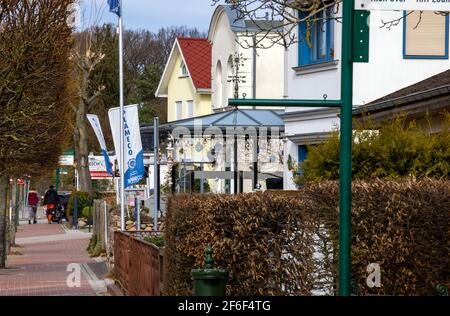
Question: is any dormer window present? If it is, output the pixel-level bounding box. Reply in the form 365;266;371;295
180;62;188;77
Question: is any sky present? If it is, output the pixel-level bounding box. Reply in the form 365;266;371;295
79;0;223;32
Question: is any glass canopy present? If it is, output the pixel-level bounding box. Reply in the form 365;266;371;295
159;109;285;132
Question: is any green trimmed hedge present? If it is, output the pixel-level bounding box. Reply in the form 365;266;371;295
293;114;450;186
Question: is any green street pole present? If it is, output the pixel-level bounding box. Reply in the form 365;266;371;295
227;0;356;296
339;0;354;296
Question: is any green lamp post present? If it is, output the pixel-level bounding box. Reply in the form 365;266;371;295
191;245;228;296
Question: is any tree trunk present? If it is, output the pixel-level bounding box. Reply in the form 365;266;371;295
17;182;23;227
77;112;92;194
74;67;93;195
9;181;17;249
0;176;9;268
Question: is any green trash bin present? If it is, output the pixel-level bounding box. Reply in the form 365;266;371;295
191;245;228;296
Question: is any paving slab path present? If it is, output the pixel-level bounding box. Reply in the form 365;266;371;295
0;208;109;296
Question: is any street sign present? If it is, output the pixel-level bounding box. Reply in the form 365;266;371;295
17;179;24;185
59;150;74;166
352;10;370;63
59;155;74;166
89;155;115;179
356;0;450;11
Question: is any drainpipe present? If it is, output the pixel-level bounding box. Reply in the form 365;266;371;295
283;46;288;98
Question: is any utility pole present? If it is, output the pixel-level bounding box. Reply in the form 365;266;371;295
108;0;125;231
338;0;354;296
153;117;159;231
228;0;357;295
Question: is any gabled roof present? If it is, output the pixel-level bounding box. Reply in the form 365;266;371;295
353;69;450;116
177;38;211;91
208;5;283;41
155;37;211;97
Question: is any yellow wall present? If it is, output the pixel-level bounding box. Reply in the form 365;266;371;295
167;54;212;122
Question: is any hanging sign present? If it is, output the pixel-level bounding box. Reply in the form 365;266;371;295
355;0;450;11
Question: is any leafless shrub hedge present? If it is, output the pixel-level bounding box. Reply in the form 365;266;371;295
163;179;449;296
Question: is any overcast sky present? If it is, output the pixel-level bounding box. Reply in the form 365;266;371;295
79;0;222;32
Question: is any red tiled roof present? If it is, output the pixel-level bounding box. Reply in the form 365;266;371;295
177;37;211;90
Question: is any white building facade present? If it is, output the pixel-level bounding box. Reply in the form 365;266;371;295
208;5;286;110
283;8;450;189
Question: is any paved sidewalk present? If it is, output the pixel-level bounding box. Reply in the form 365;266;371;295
0;211;103;296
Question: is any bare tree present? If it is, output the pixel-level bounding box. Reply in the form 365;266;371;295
155;26;207;64
0;0;75;268
71;3;108;195
212;1;448;49
72;31;106;195
380;10;449;30
211;0;342;49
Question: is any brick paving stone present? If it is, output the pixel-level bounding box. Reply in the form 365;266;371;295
0;221;96;296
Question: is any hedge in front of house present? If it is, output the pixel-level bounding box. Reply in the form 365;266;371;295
163;179;449;296
296;114;450;185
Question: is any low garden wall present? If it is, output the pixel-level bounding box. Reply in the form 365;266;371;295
163;179;449;296
113;231;164;296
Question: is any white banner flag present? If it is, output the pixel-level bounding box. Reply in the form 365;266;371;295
87;114;113;176
108;104;145;188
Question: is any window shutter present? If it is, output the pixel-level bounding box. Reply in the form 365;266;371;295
187;101;194;118
175;101;183;120
405;12;447;57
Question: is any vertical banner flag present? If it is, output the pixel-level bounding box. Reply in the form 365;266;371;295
108;104;145;188
107;0;121;16
87;114;113;176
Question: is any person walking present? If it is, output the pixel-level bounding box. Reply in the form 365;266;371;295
27;190;39;224
43;185;59;224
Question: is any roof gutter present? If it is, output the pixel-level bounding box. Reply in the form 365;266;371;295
196;88;212;94
228;98;342;107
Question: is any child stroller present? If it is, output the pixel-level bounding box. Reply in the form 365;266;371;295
46;203;62;224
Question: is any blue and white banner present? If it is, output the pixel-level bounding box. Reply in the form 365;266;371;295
108;104;145;188
87;114;113;176
107;0;121;17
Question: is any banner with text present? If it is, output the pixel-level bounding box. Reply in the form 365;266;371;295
87;114;113;176
89;155;115;179
356;0;450;11
108;104;145;188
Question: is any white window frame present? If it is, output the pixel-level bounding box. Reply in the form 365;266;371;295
403;11;449;59
180;62;189;77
